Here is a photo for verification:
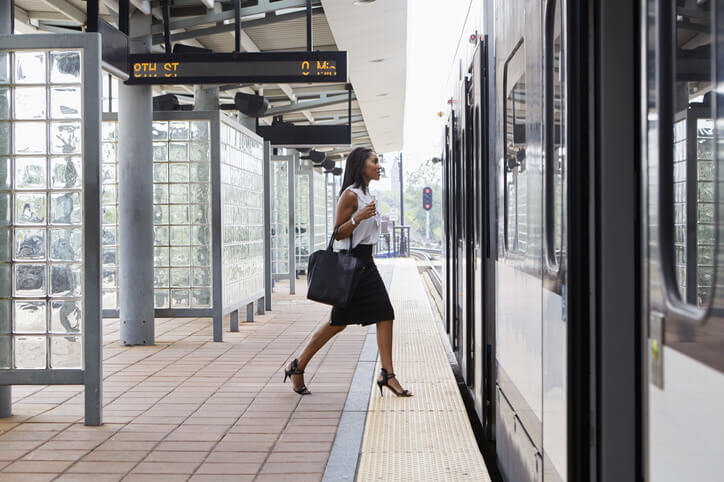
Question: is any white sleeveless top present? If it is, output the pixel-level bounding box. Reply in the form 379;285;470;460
334;184;381;250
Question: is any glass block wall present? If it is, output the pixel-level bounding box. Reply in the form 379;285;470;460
152;120;213;309
100;119;213;311
696;118;715;306
271;160;289;277
313;169;326;251
673;118;687;296
220;119;264;309
0;49;84;369
101;121;118;310
295;174;310;270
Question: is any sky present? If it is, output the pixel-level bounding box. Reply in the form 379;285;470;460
396;0;472;171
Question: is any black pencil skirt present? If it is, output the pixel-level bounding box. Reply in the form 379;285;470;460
330;244;395;326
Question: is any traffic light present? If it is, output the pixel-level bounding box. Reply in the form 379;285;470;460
422;186;432;211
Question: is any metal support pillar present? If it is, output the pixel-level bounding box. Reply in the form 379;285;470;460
263;141;273;311
230;310;239;332
119;12;154;346
246;302;254;322
288;154;297;295
257;298;265;315
0;0;12;419
194;85;219;111
398;152;404;225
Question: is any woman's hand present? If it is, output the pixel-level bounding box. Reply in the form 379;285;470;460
356;201;376;221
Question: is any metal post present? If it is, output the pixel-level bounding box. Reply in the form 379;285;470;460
398;152;404;226
257;298;265;315
230;310;239;332
426;211;430;241
306;0;313;51
119;12;154;346
234;0;242;53
263;141;273;311
0;0;12;421
194;85;219;111
288;154;296;295
246;302;254;322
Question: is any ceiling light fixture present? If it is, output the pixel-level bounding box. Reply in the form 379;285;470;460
369;58;385;63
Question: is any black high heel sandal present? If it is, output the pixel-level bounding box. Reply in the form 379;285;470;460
377;367;412;397
283;358;311;395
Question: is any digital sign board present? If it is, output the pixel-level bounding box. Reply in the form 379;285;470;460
125;51;347;85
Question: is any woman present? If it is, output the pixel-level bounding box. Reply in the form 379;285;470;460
283;147;412;398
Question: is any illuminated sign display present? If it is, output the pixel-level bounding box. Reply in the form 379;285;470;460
126;51;347;85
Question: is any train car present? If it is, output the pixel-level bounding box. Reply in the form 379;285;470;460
441;0;724;481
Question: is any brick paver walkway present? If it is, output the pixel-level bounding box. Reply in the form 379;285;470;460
0;279;369;481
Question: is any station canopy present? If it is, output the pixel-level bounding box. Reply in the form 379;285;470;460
11;0;407;160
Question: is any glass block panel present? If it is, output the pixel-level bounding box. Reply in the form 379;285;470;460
192;225;210;245
0;227;10;261
153;204;169;225
170;289;190;308
0;336;10;368
102;226;116;246
189;142;209;162
192;267;211;286
190;121;209;140
14;121;47;154
102;205;116;224
0;300;9;333
50;51;81;83
14;52;46;84
154;289;169;309
170;204;188;224
193;245;210;266
169;163;189;182
152;121;168;141
191;204;209;224
50;156;81;188
154;247;169;267
189;162;209;182
101;185;116;205
0;157;9;188
170;226;189;245
0;88;8;120
102;164;115;184
170;267;190;287
50;300;81;333
50;191;81;225
153;163;168;182
154;226;169;245
50;86;81;119
0;192;10;225
15;157;46;189
170;247;190;267
153;143;167;162
50;335;81;368
50;121;81;154
169;121;189;140
0;52;9;84
15;228;46;260
15;264;46;296
169;184;188;204
169;143;188;162
14;87;46;119
14;335;46;369
50;264;81;297
154;268;169;288
190;184;209;203
0;264;9;297
191;288;211;308
102;290;117;310
16;192;46;225
102;122;116;141
153;184;168;204
14;300;46;332
0;123;10;154
102;268;116;288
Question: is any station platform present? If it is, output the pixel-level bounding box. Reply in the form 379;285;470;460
0;258;489;481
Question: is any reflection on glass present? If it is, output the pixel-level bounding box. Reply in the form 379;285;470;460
15;192;46;224
0;88;8;119
14;52;45;84
51;122;81;154
50;335;81;368
50;157;81;188
14;300;46;332
50;86;81;119
14;87;46;119
15;157;46;189
15;229;46;260
50;264;81;297
50;300;81;333
50;51;81;84
50;192;81;224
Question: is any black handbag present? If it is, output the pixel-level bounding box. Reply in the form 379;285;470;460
307;226;362;307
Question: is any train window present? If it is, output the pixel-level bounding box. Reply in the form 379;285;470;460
651;0;719;311
545;0;567;270
503;40;526;253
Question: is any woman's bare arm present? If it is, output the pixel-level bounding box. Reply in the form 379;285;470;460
334;191;358;240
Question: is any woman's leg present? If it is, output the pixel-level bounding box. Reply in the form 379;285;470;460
289;322;346;390
376;320;411;394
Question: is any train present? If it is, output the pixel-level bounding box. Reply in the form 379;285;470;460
440;0;724;480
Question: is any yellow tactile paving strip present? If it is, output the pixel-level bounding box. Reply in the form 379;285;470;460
356;259;491;482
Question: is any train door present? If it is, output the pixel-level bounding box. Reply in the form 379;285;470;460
642;0;724;480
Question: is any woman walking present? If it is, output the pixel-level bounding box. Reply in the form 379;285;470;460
284;147;412;398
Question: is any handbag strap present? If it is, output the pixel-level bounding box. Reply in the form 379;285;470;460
328;225;353;251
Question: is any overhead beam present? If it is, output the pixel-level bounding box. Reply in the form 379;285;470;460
264;94;355;116
41;0;85;24
130;0;152;15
